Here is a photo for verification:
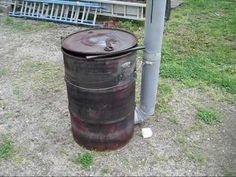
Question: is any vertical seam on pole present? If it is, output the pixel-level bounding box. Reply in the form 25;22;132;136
150;0;154;23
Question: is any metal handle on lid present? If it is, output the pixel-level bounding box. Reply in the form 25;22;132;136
104;39;114;51
86;46;145;60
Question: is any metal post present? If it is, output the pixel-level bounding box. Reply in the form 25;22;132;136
135;0;167;124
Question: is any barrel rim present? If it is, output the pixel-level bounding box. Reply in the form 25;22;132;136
61;28;138;56
70;109;135;125
62;47;136;62
65;76;136;92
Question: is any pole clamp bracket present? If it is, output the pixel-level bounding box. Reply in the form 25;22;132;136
143;51;161;65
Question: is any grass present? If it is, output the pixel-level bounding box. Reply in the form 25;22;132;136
9;61;64;100
3;16;57;32
176;135;206;163
122;158;130;166
225;94;236;104
119;20;145;46
198;84;232;103
118;0;236;121
184;147;206;163
197;108;222;124
185;121;204;133
0;68;8;77
161;0;236;94
156;82;174;114
19;61;64;95
168;116;179;125
119;0;236;95
3;112;14;120
119;20;144;60
12;155;24;167
224;166;236;177
176;136;189;145
74;152;94;169
150;154;166;165
101;167;110;175
13;85;21;101
0;134;13;159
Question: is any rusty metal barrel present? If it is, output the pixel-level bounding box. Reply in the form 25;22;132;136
61;29;139;151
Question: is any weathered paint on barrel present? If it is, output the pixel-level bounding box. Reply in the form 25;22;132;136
62;29;137;151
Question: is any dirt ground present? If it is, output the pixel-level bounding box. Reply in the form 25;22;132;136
0;15;235;176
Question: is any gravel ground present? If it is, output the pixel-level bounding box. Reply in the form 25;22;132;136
0;16;235;176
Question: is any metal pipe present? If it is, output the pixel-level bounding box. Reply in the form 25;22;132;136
135;0;167;124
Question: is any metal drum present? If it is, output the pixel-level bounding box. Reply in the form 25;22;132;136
62;29;139;151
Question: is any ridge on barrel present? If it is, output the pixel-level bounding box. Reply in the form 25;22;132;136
61;29;139;151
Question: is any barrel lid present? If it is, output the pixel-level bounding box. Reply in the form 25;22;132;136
62;29;138;56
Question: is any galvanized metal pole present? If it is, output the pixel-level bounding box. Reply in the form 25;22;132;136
135;0;167;124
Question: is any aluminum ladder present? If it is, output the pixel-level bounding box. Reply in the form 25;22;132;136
82;0;146;21
9;0;103;26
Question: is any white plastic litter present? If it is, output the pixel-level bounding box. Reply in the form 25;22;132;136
142;128;153;139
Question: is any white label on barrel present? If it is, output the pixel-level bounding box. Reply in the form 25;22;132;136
121;62;131;69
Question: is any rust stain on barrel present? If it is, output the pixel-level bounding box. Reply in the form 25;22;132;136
80;32;118;47
62;29;137;151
